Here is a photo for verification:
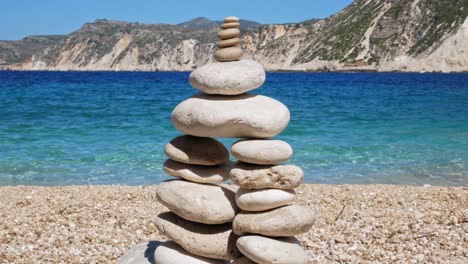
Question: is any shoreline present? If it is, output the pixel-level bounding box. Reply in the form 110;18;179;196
1;69;468;74
0;184;466;263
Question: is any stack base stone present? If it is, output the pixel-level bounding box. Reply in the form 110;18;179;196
155;212;241;260
155;241;228;264
156;180;238;224
237;236;308;264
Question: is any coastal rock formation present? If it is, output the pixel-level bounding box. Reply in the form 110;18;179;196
2;0;467;72
121;17;314;264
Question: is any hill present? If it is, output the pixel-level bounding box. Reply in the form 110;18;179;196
1;0;467;72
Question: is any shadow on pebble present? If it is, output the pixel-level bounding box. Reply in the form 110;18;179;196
118;241;164;264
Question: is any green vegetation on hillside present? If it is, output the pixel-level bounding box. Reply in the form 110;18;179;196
294;0;386;63
410;0;468;54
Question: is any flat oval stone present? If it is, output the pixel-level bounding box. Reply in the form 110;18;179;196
172;94;289;138
236;236;308;264
217;38;240;48
154;241;227;264
189;60;265;95
217;28;240;40
235;188;296;211
224;16;239;23
163;159;231;184
215;47;243;62
230;163;303;189
233;205;315;237
221;22;240;29
156;180;239;224
231;139;293;165
165;135;229;166
155;212;241;260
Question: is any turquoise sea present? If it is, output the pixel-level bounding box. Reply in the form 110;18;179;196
0;71;467;186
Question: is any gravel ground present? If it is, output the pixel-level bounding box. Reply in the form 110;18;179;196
0;184;466;263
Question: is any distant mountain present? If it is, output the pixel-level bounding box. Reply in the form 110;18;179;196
1;0;467;72
0;35;65;65
177;17;261;30
177;17;220;30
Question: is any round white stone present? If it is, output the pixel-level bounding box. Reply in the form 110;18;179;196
236;188;296;211
231;139;293;165
189;60;265;95
156;180;238;224
171;94;290;138
154;241;227;264
236;236;308;264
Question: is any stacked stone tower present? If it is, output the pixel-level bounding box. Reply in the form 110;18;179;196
120;17;314;264
214;16;243;62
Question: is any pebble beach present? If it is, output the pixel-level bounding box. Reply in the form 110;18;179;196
0;184;466;263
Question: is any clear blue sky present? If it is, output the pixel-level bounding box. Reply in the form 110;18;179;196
0;0;352;40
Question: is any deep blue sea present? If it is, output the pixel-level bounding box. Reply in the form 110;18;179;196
0;71;467;186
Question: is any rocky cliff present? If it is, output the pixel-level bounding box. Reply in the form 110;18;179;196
1;0;467;72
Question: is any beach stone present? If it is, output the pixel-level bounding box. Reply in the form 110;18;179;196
233;205;315;237
118;241;162;264
165;135;229;166
189;60;265;95
217;38;240;48
230;163;303;189
231;139;293;165
224;16;239;23
154;241;227;264
215;47;243;62
231;257;256;264
156;180;238;224
221;22;240;29
163;159;231;184
155;212;241;260
235;188;296;211
236;236;308;264
217;28;240;40
172;94;289;138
